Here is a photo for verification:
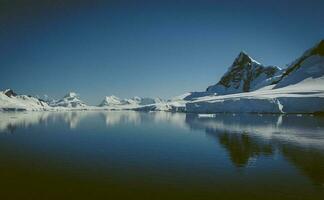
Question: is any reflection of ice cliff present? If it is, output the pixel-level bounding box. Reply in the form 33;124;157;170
186;114;324;150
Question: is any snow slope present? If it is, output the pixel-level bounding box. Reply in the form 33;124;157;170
50;92;88;109
186;40;324;114
0;89;50;111
186;78;324;113
99;95;166;110
274;40;324;88
99;95;125;107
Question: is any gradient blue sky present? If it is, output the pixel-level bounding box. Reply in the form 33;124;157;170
1;0;324;104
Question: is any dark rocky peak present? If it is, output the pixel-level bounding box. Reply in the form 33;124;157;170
309;39;324;56
232;51;254;66
206;52;280;94
4;89;17;97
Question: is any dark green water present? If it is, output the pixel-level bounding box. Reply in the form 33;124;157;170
0;111;323;200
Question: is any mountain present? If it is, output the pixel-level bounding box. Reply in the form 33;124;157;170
0;89;50;111
206;51;281;94
99;95;163;108
274;39;324;88
1;40;323;114
186;40;324;114
99;95;125;107
129;96;163;105
50;92;87;108
182;51;282;101
99;95;167;111
35;94;57;105
4;89;17;97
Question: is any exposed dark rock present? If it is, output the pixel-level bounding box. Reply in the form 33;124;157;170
4;89;17;97
206;52;280;93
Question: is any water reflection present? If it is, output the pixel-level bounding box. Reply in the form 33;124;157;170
0;111;90;131
185;114;324;150
100;111;141;126
185;113;324;186
208;130;274;167
0;111;323;187
100;111;188;128
0;111;188;133
0;112;52;133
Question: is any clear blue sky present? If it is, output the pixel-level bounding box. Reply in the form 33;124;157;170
1;0;323;104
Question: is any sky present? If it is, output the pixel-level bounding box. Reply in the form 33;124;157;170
0;0;323;104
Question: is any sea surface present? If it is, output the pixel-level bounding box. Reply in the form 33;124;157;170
0;111;323;199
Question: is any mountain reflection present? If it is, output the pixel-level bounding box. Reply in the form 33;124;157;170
0;111;92;131
0;111;188;133
0;112;52;133
207;129;274;167
100;111;141;126
185;113;324;186
0;111;323;186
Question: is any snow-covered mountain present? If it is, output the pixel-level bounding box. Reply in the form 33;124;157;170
99;96;163;107
50;92;87;108
99;95;165;110
99;95;125;107
274;39;324;88
1;40;323;114
183;51;282;101
130;96;163;105
36;94;57;106
207;51;281;94
186;40;324;114
0;89;50;111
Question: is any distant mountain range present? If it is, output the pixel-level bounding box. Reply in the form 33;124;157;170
1;39;323;113
99;96;163;107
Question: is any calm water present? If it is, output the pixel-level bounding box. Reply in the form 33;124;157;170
0;111;323;200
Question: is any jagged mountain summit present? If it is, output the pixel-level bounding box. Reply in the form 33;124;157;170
50;92;87;108
206;51;281;94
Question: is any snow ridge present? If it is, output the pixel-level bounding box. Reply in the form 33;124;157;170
50;92;87;108
0;89;50;111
